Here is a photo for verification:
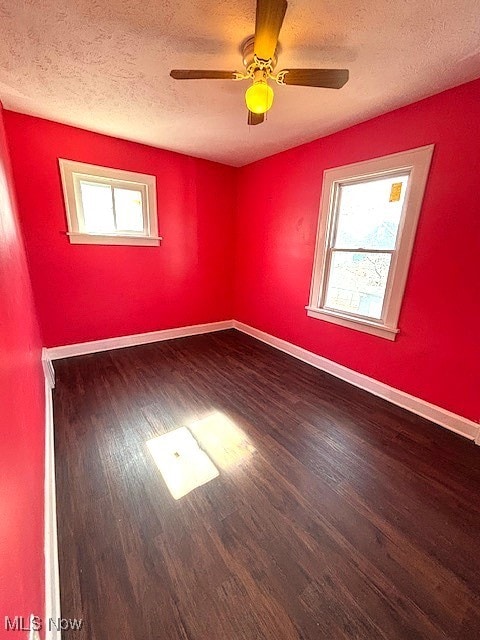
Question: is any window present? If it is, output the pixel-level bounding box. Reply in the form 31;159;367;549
307;145;434;340
59;159;160;246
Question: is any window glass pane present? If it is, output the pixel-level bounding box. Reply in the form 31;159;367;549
79;181;115;233
113;188;145;233
334;174;409;250
324;251;391;319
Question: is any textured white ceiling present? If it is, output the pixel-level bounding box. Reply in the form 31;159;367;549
0;0;479;166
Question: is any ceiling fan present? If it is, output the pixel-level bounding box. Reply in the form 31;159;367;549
170;0;349;125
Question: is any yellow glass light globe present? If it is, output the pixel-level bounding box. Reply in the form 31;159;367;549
245;81;274;115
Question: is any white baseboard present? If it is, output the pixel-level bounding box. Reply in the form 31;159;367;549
46;320;234;360
42;347;55;388
233;321;480;443
44;370;61;638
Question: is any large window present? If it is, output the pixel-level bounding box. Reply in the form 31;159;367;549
307;145;434;339
59;159;160;246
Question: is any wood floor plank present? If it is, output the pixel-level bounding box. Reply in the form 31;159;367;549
53;329;480;639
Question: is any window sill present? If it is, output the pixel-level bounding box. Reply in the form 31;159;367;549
305;306;399;341
67;232;162;246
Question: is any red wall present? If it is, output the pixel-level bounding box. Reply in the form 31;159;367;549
234;79;480;423
4;81;479;424
4;112;236;348
0;104;45;634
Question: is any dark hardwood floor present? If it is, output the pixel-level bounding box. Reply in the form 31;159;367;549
53;329;480;640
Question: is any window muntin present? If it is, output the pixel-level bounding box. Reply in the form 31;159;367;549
59;159;160;246
307;145;434;340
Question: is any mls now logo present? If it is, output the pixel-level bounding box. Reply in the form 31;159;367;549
4;617;42;632
5;616;83;632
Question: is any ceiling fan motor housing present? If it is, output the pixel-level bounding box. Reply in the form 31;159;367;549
242;35;278;71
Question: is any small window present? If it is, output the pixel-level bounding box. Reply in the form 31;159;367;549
307;145;434;340
59;159;160;246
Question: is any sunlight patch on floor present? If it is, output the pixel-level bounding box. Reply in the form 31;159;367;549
189;412;256;470
146;412;256;499
146;427;219;500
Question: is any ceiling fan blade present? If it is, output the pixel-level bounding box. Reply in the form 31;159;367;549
248;111;265;126
280;68;349;88
254;0;288;61
170;70;237;80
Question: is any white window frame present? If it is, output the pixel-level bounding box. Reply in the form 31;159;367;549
59;159;161;246
306;145;434;340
